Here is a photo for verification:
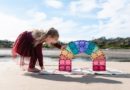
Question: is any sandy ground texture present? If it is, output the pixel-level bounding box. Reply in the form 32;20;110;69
0;60;130;90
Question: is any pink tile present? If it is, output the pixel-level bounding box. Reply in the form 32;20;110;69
59;66;65;71
99;60;106;65
93;60;99;65
59;60;65;65
93;65;100;71
66;66;71;71
99;65;106;71
66;60;71;65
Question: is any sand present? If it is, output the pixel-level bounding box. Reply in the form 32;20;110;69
0;60;130;90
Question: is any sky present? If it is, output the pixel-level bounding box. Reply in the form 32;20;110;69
0;0;130;42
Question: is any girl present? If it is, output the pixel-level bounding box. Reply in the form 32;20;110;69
12;28;63;72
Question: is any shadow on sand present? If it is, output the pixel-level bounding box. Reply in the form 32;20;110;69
23;73;130;84
101;74;130;78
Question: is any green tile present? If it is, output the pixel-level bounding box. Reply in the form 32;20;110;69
66;46;73;53
85;49;93;55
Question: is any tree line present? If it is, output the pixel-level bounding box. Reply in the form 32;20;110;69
92;37;130;49
0;37;130;49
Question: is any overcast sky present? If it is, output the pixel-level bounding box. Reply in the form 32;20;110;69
0;0;130;41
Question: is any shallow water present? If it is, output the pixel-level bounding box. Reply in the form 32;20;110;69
0;49;130;62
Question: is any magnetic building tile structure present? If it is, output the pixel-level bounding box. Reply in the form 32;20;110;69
59;40;106;72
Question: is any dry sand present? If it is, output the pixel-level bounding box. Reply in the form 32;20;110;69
0;60;130;90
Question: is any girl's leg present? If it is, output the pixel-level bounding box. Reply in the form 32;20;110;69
28;57;40;72
29;56;37;69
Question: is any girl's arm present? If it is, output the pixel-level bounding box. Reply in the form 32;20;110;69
52;43;62;49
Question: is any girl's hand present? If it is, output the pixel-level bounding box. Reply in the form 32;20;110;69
41;66;45;71
61;45;66;50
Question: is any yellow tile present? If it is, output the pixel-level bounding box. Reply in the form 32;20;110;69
96;50;104;56
91;53;98;60
67;53;74;59
61;50;69;56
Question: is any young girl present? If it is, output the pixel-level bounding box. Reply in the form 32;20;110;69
12;28;63;72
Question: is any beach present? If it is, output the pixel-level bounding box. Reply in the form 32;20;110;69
0;61;130;90
0;49;130;90
0;0;130;89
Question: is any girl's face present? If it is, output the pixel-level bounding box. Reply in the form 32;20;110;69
45;36;58;45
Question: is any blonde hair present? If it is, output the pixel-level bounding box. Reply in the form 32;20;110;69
46;27;59;37
31;28;59;47
32;29;46;41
